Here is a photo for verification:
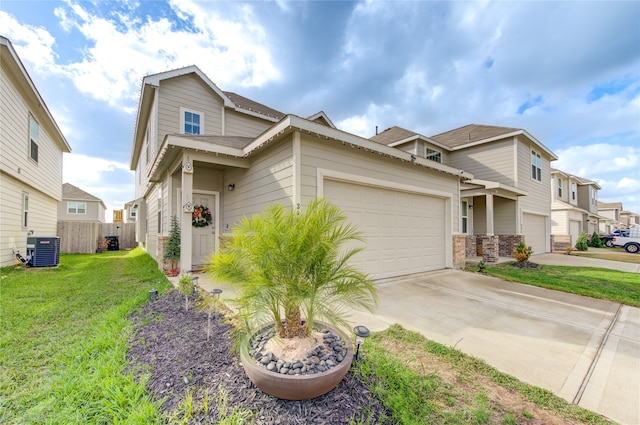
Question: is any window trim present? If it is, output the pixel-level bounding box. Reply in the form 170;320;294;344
461;200;468;234
29;114;39;163
571;182;577;201
531;149;542;182
23;193;29;228
180;107;203;135
67;201;87;214
557;178;562;198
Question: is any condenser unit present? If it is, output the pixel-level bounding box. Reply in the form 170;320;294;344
26;237;60;267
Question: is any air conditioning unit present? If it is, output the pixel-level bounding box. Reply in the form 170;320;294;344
26;237;60;267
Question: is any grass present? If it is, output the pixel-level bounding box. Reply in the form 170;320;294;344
0;248;171;424
353;324;614;424
0;248;622;424
572;248;640;264
471;262;640;307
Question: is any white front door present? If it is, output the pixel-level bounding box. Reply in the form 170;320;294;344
192;192;218;266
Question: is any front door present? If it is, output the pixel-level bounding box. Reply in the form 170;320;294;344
191;192;217;266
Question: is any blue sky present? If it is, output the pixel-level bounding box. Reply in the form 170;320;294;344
2;0;639;220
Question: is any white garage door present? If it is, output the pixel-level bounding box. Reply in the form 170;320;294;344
324;180;446;279
522;213;548;255
569;220;581;246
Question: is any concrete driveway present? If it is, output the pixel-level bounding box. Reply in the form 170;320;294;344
193;256;640;424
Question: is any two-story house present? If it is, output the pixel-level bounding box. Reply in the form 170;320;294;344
372;124;557;258
0;36;71;267
58;183;106;223
597;202;624;233
129;66;473;279
550;169;602;245
620;210;640;229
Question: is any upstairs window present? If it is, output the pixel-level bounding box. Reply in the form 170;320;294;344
557;178;562;198
29;115;39;163
591;190;597;206
531;150;541;181
182;109;202;135
130;207;137;218
424;147;442;163
68;202;87;214
571;183;577;201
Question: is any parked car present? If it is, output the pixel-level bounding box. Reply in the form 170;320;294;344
603;229;629;247
611;228;640;253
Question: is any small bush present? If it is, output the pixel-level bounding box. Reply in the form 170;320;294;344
589;231;604;248
178;274;192;311
513;241;533;264
575;232;589;251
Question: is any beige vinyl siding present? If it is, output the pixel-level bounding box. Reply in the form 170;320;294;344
472;196;487;234
225;110;274;137
551;209;568;235
298;134;459;232
516;137;552;217
1;62;64;201
449;139;516;187
494;196;517;234
222;140;294;231
157;74;224;142
57;200;103;222
0;174;58;266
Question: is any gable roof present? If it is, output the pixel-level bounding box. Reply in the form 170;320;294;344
551;168;601;189
370;126;450;150
223;91;285;121
306;111;336;128
0;36;71;153
598;201;623;210
431;124;558;160
62;183;106;208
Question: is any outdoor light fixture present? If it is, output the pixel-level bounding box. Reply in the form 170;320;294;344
353;325;370;361
227;183;235;191
211;288;223;325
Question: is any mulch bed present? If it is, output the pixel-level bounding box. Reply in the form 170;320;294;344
127;289;390;424
510;261;540;269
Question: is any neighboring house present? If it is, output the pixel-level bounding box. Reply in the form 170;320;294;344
372;124;557;256
123;200;137;223
620;210;640;229
0;36;71;267
550;169;603;245
598;201;624;233
129;66;472;279
58;183;106;223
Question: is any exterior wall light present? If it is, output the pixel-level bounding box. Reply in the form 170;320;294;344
227;183;235;191
211;288;223;325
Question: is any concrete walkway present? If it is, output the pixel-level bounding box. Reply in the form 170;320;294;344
186;258;640;424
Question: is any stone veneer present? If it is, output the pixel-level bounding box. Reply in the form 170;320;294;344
452;235;466;268
551;234;571;253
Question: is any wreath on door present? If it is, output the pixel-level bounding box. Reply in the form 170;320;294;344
192;205;212;227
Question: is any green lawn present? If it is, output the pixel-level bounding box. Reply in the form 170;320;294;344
0;248;171;424
474;263;640;307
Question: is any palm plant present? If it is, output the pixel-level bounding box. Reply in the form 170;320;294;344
206;198;378;339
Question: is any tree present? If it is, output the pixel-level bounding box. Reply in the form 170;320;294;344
589;231;604;248
163;215;181;274
206;199;378;339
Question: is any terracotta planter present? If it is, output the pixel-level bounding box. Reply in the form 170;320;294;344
239;322;354;400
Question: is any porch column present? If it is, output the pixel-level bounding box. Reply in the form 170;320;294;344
180;155;193;274
486;193;495;236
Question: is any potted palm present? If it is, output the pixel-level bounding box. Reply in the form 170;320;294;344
206;198;378;400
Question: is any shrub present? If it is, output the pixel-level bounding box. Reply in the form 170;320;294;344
589;231;604;248
513;241;533;264
178;274;192;312
164;215;181;273
575;232;589;251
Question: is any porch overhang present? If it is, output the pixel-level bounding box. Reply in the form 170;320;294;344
148;134;251;182
461;179;528;198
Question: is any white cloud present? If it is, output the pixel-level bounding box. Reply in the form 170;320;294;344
0;11;57;70
554;144;639;177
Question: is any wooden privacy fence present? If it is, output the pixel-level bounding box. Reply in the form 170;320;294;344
57;221;136;254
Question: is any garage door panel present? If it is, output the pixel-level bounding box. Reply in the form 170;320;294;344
523;213;547;254
325;179;446;279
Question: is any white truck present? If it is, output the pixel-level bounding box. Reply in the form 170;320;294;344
611;227;640;253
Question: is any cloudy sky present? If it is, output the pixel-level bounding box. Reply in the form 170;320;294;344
2;0;639;220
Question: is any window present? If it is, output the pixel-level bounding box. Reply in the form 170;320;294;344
29;115;39;163
67;202;87;214
424;147;442;163
591;190;597;206
157;187;162;234
571;183;577;201
557;178;562;197
183;110;201;134
145;128;150;164
531;150;541;181
23;193;29;227
461;201;468;234
130;207;137;218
